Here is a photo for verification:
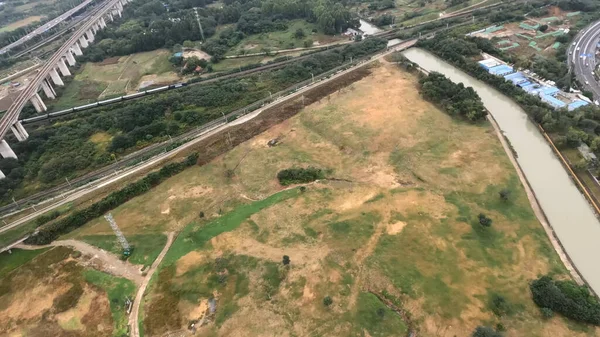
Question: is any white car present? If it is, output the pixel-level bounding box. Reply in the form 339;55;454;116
577;47;581;51
586;80;590;85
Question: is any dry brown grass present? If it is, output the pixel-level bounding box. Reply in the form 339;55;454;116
70;62;598;336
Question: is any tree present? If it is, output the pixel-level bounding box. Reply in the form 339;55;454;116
282;255;290;265
541;307;554;319
539;24;549;32
294;28;305;39
323;296;333;306
478;213;492;227
183;40;195;48
472;326;503;337
303;39;313;48
499;188;511;201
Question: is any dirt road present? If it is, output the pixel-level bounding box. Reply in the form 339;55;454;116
17;239;144;285
129;232;175;337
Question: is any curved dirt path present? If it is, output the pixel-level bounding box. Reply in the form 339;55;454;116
18;239;144;285
129;232;175;337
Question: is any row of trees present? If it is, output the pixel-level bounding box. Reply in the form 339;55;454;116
25;153;199;245
418;72;487;122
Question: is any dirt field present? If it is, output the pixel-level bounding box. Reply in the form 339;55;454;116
0;246;135;337
42;62;600;336
50;49;180;108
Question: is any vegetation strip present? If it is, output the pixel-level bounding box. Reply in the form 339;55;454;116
24;153;199;245
162;187;301;265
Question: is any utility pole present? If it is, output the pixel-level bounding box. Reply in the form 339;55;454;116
104;213;131;257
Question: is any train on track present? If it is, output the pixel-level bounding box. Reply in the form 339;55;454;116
21;82;188;124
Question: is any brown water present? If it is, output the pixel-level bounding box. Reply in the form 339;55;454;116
403;48;600;294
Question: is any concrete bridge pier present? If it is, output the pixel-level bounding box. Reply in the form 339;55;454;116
72;42;83;56
108;12;114;22
11;121;29;141
57;58;71;77
116;1;123;12
100;17;107;28
85;29;94;43
0;140;17;159
92;23;99;34
65;51;76;66
29;93;47;113
49;68;64;86
41;80;56;99
79;36;89;48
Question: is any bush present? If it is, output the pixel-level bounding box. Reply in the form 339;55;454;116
530;275;600;325
282;255;290;265
472;326;503;337
478;213;493;227
489;294;512;316
277;167;325;185
541;307;554;319
499;188;511;201
323;296;333;306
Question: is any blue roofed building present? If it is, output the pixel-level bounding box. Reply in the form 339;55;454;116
568;100;590;111
488;65;514;76
522;83;542;94
541;95;566;109
517;81;531;88
504;72;527;85
540;86;560;96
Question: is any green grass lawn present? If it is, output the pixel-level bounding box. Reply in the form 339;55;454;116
226;20;338;56
79;233;167;267
0;221;38;247
0;248;48;277
162;187;301;265
83;269;136;336
212;56;271;72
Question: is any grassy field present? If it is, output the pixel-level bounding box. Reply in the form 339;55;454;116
77;233;167;267
83;269;136;336
17;61;597;336
0;246;132;336
55;61;597;336
225;20;346;56
0;15;44;32
49;49;179;110
0;248;48;276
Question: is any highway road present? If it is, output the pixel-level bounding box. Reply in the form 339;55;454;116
0;0;97;55
570;20;600;101
0;39;417;239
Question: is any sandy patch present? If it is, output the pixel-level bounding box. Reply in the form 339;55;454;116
210;231;329;266
56;286;97;331
183;49;211;60
187;299;209;320
386;221;407;235
176;251;206;276
0;284;68;322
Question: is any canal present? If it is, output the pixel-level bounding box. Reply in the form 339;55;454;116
403;48;600;294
